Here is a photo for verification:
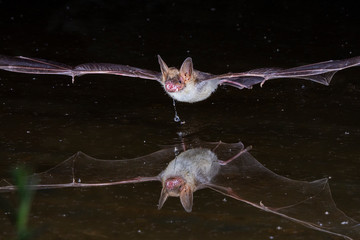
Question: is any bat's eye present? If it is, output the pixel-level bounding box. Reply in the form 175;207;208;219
178;80;182;84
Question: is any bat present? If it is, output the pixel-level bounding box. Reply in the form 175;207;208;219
0;54;359;103
0;140;359;239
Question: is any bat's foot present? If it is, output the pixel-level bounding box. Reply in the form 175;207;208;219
212;141;223;152
218;145;252;165
220;80;248;89
260;79;268;87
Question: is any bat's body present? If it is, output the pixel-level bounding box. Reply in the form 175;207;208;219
1;141;359;239
158;146;250;212
0;54;359;102
164;72;219;103
159;148;221;212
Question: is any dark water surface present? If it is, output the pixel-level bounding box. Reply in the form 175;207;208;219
0;1;360;239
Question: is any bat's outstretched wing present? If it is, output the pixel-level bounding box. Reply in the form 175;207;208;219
204;144;360;240
205;56;360;89
0;55;161;82
0;147;180;192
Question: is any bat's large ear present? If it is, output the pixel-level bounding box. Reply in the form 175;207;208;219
180;57;193;82
157;55;169;77
179;184;193;213
158;187;169;210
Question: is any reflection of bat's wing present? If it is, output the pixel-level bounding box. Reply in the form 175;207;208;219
178;139;246;157
203;56;360;89
206;150;360;240
0;147;179;192
0;55;161;82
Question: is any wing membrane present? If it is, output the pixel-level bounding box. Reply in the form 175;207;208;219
0;148;179;191
206;147;360;240
209;56;360;89
0;55;161;81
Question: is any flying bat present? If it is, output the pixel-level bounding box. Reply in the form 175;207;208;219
0;54;359;103
1;140;359;239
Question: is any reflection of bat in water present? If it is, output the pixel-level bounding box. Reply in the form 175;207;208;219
0;54;359;103
1;141;359;239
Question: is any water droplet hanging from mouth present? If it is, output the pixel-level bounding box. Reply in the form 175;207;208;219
173;99;181;122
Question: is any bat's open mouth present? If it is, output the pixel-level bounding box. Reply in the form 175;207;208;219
165;177;184;190
165;82;183;92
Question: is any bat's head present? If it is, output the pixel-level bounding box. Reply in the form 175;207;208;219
158;176;194;212
157;55;194;93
